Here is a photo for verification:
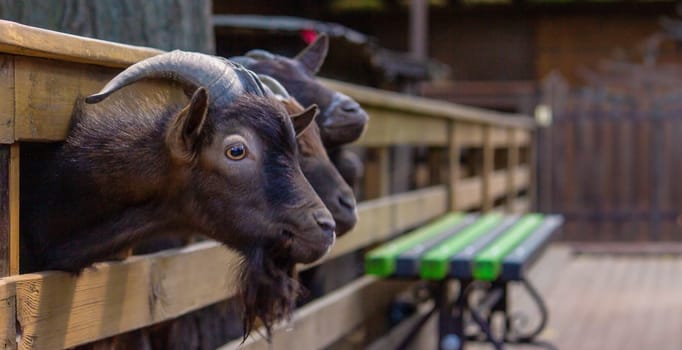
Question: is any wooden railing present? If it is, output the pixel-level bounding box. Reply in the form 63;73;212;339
0;20;535;349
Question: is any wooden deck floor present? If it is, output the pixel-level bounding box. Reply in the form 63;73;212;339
470;245;682;350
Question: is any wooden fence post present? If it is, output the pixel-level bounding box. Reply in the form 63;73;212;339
482;125;494;211
507;128;519;212
364;147;391;200
447;121;460;211
0;144;19;276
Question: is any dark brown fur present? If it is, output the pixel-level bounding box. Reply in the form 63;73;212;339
232;35;369;149
283;97;358;236
21;87;334;336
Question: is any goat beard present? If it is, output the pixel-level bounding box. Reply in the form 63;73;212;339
238;239;304;342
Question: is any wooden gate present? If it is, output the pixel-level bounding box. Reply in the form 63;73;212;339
538;65;682;242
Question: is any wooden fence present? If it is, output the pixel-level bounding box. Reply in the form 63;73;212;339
0;20;534;349
538;66;682;242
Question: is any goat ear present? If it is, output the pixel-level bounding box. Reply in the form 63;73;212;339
294;33;328;74
168;87;209;161
291;104;318;136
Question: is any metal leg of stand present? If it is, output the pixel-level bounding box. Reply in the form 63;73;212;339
438;279;469;350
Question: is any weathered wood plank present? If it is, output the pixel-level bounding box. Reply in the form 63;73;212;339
482;126;494;211
507;128;519;212
363;148;391;200
218;276;412;350
454;177;483;210
321;78;535;129
0;146;9;277
455;122;484;148
0;186;445;349
8;144;18;276
0;55;14;144
328;186;448;260
515;128;531;146
11;241;239;350
13;56;184;142
489;126;509;147
515;165;530;190
0;280;16;349
448;121;461;210
0;20;161;68
355;108;448;146
490;170;508;200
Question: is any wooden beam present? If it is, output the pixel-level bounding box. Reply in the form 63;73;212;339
13;56;185;142
507;128;520;212
328;186;448;260
482;126;494;211
454;177;482;211
489;127;509;148
490;170;508;201
0;146;9;277
0;280;16;349
0;20;161;68
362;147;391;200
455;122;484;148
0;55;14;144
514;165;530;191
9;144;18;275
0;186;445;349
355;108;448;147
366;301;435;350
447;121;461;210
321;78;535;129
10;241;240;350
409;0;428;60
218;276;412;350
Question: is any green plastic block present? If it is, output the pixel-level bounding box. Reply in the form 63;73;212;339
364;213;464;277
472;214;544;281
419;214;503;280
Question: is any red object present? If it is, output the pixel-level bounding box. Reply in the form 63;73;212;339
300;29;318;44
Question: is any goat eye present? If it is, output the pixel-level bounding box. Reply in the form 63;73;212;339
226;143;247;160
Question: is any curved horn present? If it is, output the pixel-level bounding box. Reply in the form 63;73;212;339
86;50;268;105
258;75;290;100
229;55;258;67
245;49;276;61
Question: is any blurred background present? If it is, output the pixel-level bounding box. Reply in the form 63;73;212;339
2;1;682;349
5;0;680;243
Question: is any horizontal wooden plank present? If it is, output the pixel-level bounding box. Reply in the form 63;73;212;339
14;56;185;142
321;78;535;129
454;177;483;210
0;20;161;68
514;165;531;190
218;276;412;350
328;186;448;260
366;300;435;350
490;170;508;199
0;280;16;349
0;186;446;349
355;108;448;146
512;196;531;213
10;241;240;350
455;122;484;148
490;127;510;147
516;129;532;146
0;55;13;144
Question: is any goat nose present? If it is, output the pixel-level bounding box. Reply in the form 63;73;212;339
313;210;336;237
340;101;360;113
339;194;355;210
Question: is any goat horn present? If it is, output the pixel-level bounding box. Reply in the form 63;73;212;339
229;56;258;67
85;50;269;105
245;49;275;60
258;75;290;100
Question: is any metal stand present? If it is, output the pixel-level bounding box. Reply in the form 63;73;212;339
431;276;550;350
